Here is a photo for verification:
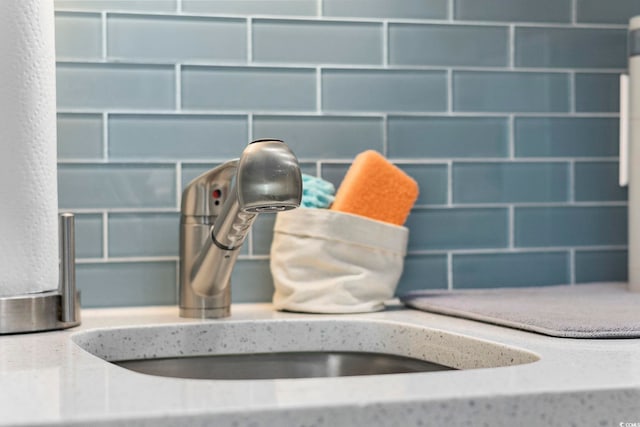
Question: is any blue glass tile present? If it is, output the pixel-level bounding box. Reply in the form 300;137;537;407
406;208;508;250
455;0;571;22
453;162;569;203
56;63;175;110
182;0;316;16
230;260;274;302
75;214;103;259
323;70;447;112
77;262;177;307
575;250;627;283
108;15;246;61
389;24;508;67
253;20;381;65
514;117;619;158
57;113;103;159
55;12;102;59
388;116;509;158
252;214;276;255
109;213;180;257
324;0;447;19
55;0;176;11
58;164;176;209
109;114;248;160
182;66;316;111
253;116;383;159
398;164;448;206
396;255;448;295
574;161;628;202
577;0;640;24
453;252;569;288
575;73;620;113
453;71;570;113
515;206;627;247
516;27;627;69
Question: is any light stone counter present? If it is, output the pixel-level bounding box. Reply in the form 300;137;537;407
1;303;639;426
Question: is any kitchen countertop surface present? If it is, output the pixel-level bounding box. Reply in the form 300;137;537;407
1;303;639;426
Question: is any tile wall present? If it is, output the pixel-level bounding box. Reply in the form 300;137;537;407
53;0;639;307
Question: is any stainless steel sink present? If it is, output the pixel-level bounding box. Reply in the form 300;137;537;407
72;318;539;381
114;351;454;380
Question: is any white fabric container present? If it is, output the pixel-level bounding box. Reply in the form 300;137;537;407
270;208;409;313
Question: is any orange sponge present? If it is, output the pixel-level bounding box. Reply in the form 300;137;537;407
330;150;419;226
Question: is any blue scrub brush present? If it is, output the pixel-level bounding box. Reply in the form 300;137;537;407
301;174;335;208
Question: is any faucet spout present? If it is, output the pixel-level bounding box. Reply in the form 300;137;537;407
179;139;302;318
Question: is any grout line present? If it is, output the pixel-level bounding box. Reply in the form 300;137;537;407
569;71;576;113
68;208;181;214
508;114;515;158
508;206;515;248
571;0;578;24
102;112;109;160
382;114;389;156
316;67;322;112
382;21;389;67
101;12;107;59
569;249;576;284
247;17;253;62
508;25;515;69
102;212;109;259
56;156;622;166
77;256;180;264
54;108;622;118
317;0;322;17
248;113;254;141
175;162;182;208
447;69;453;114
447;252;453;290
408;245;627;256
568;160;576;202
447;161;453;206
175;64;182;111
176;0;182;13
53;58;627;74
411;201;628;209
53;9;628;29
448;0;454;21
447;252;453;291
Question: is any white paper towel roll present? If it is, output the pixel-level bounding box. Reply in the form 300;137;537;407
0;0;59;296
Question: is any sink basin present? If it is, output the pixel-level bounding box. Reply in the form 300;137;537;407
115;351;454;380
72;318;539;380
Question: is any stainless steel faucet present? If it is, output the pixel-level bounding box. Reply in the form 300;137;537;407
179;139;302;318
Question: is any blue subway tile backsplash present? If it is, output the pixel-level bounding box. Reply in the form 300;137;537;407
454;0;572;23
182;66;316;111
389;24;509;67
388;116;509;158
514;117;619;158
453;71;570;112
453;252;570;288
107;15;247;62
54;12;102;59
323;69;448;112
57;63;175;110
452;162;569;204
323;0;447;20
253;20;382;65
109;114;248;160
515;27;627;69
54;0;631;307
57;113;103;159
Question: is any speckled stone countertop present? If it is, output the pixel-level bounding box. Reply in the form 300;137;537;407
1;303;639;426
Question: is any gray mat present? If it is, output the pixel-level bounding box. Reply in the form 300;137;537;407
400;282;640;338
